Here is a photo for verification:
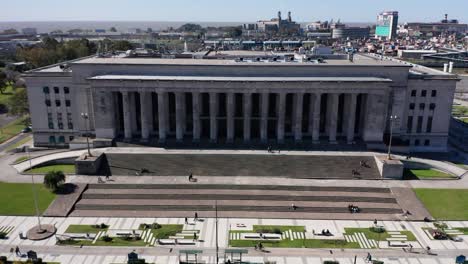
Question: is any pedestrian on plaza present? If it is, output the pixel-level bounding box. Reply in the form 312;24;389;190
409;243;413;252
193;232;197;241
15;246;20;256
374;219;377;226
188;173;193;182
105;174;110;180
185;217;188;224
194;212;198;221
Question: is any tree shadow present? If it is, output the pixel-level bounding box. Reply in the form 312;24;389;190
54;183;77;195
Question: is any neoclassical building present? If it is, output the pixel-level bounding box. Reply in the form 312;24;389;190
24;51;458;151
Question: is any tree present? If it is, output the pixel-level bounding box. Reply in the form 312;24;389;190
43;170;66;192
109;27;117;32
0;71;7;94
7;88;28;116
177;23;204;33
111;40;133;51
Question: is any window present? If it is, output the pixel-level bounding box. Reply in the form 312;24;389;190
424;139;430;146
431;90;437;97
429;103;436;110
58;123;64;129
415;139;420;146
53;87;59;94
410;90;416;97
419;103;425;110
48;122;54;129
43;87;50;94
426;116;433;133
58;136;65;143
406;116;413;133
47;113;54;129
421;90;427;97
69;136;74;141
416;116;423;133
67;113;73;129
48;136;56;144
65;100;71;107
68;122;73;129
409;103;415;110
64;87;70;94
45;100;51;107
55;100;61;107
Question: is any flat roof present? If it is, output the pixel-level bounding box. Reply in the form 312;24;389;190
89;75;393;82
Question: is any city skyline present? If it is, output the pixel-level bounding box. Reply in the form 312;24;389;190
2;0;467;23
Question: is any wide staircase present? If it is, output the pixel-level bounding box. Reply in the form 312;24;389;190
71;184;403;220
105;154;381;179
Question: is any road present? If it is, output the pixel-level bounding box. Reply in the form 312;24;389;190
0;132;30;152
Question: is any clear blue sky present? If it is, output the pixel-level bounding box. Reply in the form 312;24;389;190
3;0;467;22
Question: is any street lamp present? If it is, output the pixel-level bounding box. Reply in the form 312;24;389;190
387;115;398;160
26;147;43;233
81;113;92;157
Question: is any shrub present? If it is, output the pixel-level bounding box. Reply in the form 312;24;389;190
152;223;161;229
434;222;448;230
323;261;339;264
43;170;66;192
101;235;113;242
0;232;6;239
0;256;7;264
370;226;386;233
100;223;108;229
372;261;384;264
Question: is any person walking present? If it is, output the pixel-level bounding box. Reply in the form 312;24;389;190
15;246;20;256
194;212;198;221
184;217;188;224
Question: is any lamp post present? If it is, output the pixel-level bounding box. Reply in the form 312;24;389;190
215;200;219;264
81;113;92;157
387;115;398;160
26;147;43;233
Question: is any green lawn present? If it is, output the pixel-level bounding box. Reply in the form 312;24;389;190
404;168;455;179
25;164;76;174
0;116;29;144
13;156;29;164
452;105;468;116
5;135;31;152
229;238;358;248
65;224;109;234
0;182;56;215
253;225;306;233
139;224;183;239
414;189;468;220
458;227;468;235
0;85;15;106
58;237;146;247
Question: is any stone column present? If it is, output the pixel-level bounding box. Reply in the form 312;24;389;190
260;93;269;142
363;93;389;142
243;93;252;142
140;91;150;141
175;92;185;142
346;93;357;144
209;92;218;142
312;93;321;143
192;92;201;142
122;91;132;140
227;93;235;143
294;93;304;142
328;93;339;143
277;93;286;143
157;91;168;143
129;92;138;135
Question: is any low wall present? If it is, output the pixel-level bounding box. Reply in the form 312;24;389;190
75;152;105;175
374;155;404;179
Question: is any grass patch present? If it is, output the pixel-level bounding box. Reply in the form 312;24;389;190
26;164;76;174
139;224;183;239
404;168;455;179
65;224;109;234
5;135;31;152
457;227;468;235
229;238;358;248
253;225;306;233
414;189;468;220
0;85;15;106
0;116;29;144
58;237;146;247
452;105;468;116
13;156;29;164
0;182;55;215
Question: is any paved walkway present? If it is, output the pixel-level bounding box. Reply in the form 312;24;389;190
0;216;467;263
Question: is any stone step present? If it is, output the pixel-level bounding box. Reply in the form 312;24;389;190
80;193;397;204
74;203;403;214
88;184;390;193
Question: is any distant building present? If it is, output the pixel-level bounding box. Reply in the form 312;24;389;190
95;29;106;33
406;15;467;37
397;50;437;60
257;11;301;35
332;27;370;39
21;28;37;35
375;11;399;39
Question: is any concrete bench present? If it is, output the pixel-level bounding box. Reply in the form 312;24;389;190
169;236;185;239
262;234;282;239
64;233;96;240
242;233;262;239
177;239;196;245
386;237;407;241
388;241;409;247
158;239;176;245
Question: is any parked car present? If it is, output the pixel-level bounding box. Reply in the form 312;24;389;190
21;126;32;133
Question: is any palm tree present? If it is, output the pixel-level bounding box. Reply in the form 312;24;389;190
43;170;66;192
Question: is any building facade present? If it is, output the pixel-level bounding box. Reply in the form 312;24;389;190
24;52;458;152
257;11;301;35
376;11;399;39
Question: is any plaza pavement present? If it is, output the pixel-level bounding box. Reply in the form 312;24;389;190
0;216;467;263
